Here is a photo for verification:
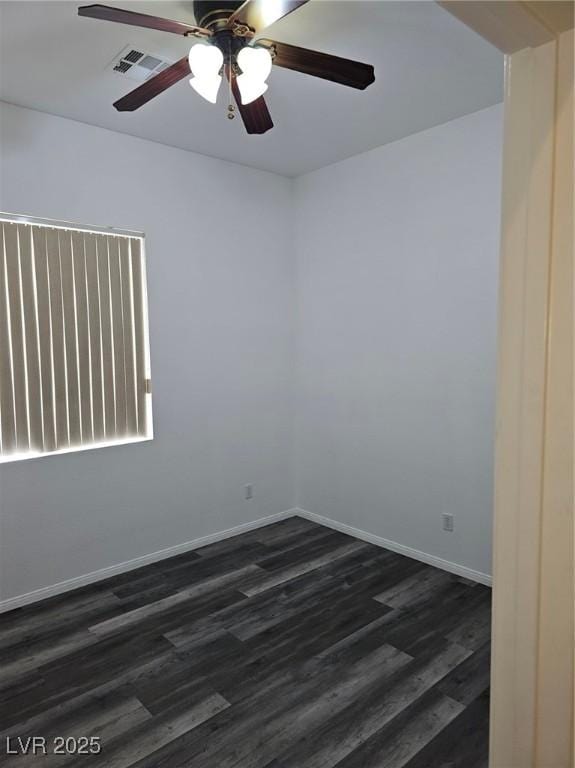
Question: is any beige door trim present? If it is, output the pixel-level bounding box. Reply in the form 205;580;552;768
489;39;557;768
490;33;574;767
435;4;574;767
438;1;574;52
533;28;573;768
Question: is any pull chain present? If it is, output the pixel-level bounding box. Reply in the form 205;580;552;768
227;41;235;120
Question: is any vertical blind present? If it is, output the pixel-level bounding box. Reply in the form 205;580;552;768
0;217;151;460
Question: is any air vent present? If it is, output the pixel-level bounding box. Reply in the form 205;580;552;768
138;55;163;71
113;60;133;74
124;49;144;64
107;45;174;82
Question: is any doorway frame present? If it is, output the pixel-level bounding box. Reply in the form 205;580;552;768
437;3;574;766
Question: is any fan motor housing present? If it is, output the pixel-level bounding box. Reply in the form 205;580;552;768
193;1;244;31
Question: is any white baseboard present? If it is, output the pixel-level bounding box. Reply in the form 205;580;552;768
0;508;298;614
0;505;491;614
294;508;492;587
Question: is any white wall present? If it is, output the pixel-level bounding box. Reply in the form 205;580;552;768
294;105;502;578
0;102;295;601
0;101;502;602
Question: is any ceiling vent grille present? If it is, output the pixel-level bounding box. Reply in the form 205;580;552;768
123;49;144;64
107;46;173;82
113;60;134;74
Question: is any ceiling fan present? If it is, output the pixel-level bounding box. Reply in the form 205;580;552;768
78;1;376;134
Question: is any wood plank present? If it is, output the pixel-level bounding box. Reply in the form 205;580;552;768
0;519;491;767
402;689;490;768
332;688;464;768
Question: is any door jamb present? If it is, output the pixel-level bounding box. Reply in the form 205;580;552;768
436;4;574;766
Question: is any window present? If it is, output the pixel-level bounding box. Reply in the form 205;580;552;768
0;213;152;461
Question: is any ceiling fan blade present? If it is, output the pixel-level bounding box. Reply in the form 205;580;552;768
78;4;211;38
227;0;309;34
226;67;273;134
258;39;375;90
114;57;191;112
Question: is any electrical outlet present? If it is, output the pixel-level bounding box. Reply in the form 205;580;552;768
244;483;254;501
442;513;454;532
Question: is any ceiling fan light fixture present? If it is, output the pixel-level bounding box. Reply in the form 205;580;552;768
80;1;376;134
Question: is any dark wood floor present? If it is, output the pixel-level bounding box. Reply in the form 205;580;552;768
0;516;491;768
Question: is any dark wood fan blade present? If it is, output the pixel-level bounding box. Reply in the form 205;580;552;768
114;57;191;112
227;0;308;34
258;39;375;89
225;66;273;134
78;5;211;38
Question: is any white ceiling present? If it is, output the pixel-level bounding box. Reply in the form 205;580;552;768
0;1;503;176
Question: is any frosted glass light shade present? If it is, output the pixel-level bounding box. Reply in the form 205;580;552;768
237;47;273;81
236;75;268;105
189;43;223;78
189;75;222;104
188;44;223;103
236;47;273;105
